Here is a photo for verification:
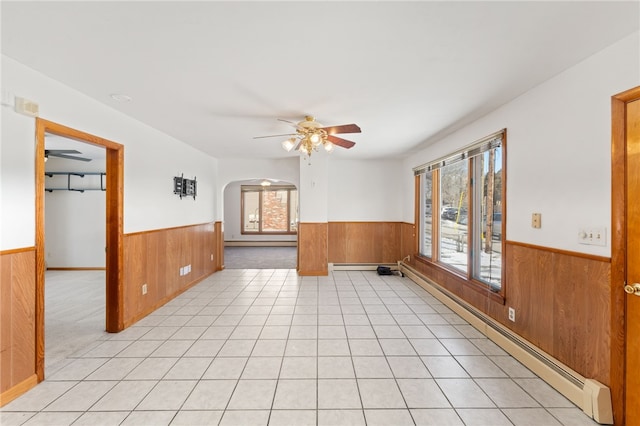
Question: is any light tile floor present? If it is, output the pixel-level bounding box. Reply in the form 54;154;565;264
1;269;599;425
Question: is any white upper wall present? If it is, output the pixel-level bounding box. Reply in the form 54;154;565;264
217;157;300;188
1;103;35;249
1;55;218;250
328;159;404;222
403;32;640;257
218;156;404;227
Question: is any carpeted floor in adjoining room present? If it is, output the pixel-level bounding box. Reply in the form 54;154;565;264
224;246;297;269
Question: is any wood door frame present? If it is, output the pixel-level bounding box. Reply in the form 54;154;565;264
35;118;124;381
611;85;640;425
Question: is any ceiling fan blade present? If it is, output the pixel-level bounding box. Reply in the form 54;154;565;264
253;133;297;139
327;135;356;149
278;118;302;130
45;149;81;154
320;124;361;135
49;152;92;162
277;118;296;124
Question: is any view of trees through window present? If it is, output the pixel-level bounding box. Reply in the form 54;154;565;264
418;131;505;291
439;160;469;274
242;185;298;234
474;148;502;287
420;173;433;257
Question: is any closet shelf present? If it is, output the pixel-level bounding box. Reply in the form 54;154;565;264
45;172;106;193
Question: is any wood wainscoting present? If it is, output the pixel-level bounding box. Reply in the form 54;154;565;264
215;221;224;271
400;222;417;262
503;242;611;383
408;240;613;401
123;222;218;327
328;222;401;264
291;221;414;275
298;223;328;275
0;247;37;406
327;222;416;266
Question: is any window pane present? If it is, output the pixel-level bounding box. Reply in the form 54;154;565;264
289;190;298;232
243;191;260;232
262;190;289;232
439;161;468;273
420;173;433;257
474;147;502;288
242;186;298;235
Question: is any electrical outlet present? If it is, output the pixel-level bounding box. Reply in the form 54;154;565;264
142;283;147;295
211;254;214;261
508;307;515;322
578;227;606;246
179;267;184;276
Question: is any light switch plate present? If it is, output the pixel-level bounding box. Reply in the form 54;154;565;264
578;227;606;246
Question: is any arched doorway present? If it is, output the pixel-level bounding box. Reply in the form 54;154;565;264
222;179;298;269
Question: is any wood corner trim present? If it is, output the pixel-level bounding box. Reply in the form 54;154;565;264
0;374;38;407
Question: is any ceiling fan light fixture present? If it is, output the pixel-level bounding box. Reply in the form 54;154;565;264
324;142;334;153
298;140;312;156
255;115;360;161
282;138;295;152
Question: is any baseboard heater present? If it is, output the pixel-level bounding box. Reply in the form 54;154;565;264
224;241;297;247
329;263;399;272
400;263;613;425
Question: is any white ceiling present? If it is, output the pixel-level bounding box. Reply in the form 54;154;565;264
2;1;638;160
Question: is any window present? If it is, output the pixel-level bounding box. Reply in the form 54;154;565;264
241;185;298;234
439;159;469;274
415;130;505;292
420;172;433;257
473;148;503;287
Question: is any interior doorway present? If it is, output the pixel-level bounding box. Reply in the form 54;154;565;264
35;119;124;382
222;179;298;269
43;133;108;374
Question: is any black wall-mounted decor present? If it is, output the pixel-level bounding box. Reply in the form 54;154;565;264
173;176;184;195
173;174;197;200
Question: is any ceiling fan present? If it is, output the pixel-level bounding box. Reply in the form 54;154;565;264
254;115;361;157
45;149;91;162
